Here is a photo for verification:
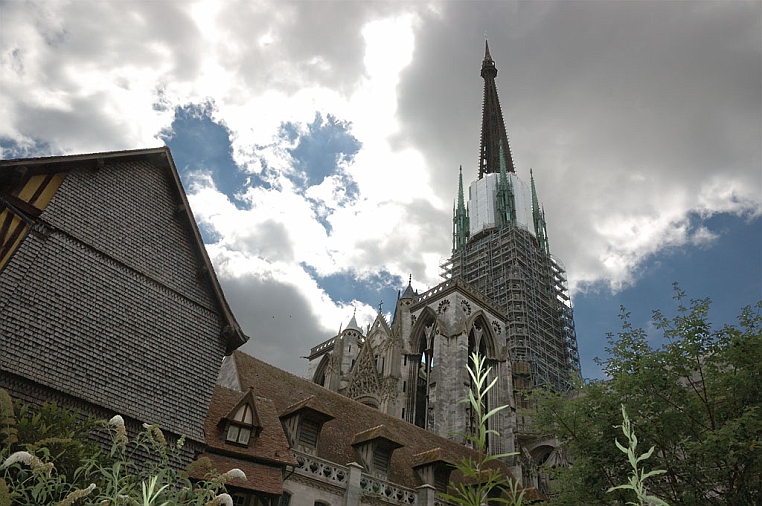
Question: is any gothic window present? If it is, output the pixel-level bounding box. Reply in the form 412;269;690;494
468;322;490;449
312;354;330;387
414;332;432;429
226;403;256;445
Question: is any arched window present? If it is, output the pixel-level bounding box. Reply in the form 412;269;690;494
414;325;434;429
468;322;490;448
313;354;330;387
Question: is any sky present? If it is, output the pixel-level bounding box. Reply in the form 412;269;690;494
1;0;760;378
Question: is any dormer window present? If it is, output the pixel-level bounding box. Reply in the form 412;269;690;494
279;396;334;456
226;404;255;444
351;425;403;479
297;418;320;448
412;448;456;493
221;391;262;447
372;445;391;474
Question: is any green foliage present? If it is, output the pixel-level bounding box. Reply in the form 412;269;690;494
14;400;100;482
441;352;525;506
0;391;17;446
607;405;669;506
531;286;762;505
0;395;242;505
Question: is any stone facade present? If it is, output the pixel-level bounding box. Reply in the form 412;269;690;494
307;278;518;470
216;351;542;506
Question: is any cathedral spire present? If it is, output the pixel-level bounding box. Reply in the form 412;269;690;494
530;169;549;254
479;41;516;179
453;166;469;252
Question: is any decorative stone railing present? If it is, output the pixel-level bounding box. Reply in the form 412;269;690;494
293;451;348;488
308;337;336;359
292;451;419;505
359;475;417;505
413;277;503;317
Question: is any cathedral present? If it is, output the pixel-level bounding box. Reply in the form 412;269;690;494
306;43;581;487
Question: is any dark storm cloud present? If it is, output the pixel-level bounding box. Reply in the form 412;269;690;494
240;220;296;262
218;271;333;375
395;1;761;287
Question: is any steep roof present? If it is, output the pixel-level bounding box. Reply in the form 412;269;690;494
0;147;247;441
230;350;516;490
0;147;246;352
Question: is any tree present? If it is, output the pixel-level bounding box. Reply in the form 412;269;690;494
531;286;762;505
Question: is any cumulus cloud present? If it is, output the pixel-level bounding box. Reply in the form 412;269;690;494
0;0;759;373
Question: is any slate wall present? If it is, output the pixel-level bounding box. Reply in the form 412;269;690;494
0;158;227;442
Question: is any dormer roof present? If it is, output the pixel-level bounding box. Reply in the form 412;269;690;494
279;395;334;422
411;448;457;469
351;424;404;449
202;386;296;467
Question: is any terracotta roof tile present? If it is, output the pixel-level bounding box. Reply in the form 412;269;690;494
411;448;456;469
351;425;403;448
279;395;334;421
231;350;515;490
189;453;283;495
204;385;297;467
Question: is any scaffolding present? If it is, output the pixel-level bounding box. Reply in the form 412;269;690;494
441;224;581;410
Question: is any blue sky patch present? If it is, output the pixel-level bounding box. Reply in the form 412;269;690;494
0;138;54;160
282;112;361;191
303;264;404;315
160;102;267;210
574;212;762;378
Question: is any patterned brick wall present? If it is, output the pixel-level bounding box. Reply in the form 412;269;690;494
0;371;203;469
0;158;228;442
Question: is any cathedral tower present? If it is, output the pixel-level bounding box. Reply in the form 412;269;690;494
307;44;580;490
441;43;580;409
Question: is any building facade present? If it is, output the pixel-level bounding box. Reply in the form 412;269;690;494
307;44;580;489
0;147;247;462
214;350;541;506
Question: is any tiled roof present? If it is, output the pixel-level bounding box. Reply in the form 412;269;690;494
279;395;334;421
203;385;297;468
352;425;404;448
231;350;516;490
189;453;284;495
411;448;456;469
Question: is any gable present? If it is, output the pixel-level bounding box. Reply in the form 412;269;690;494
0;168;68;270
0;148;246;441
345;341;381;401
